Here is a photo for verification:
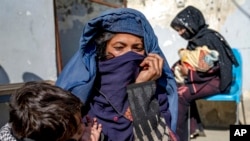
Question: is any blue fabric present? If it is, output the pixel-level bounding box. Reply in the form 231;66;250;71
55;8;178;131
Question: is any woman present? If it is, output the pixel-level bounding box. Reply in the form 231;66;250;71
170;5;239;141
56;8;178;141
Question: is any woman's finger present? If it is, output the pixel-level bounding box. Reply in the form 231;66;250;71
148;53;163;75
147;53;163;77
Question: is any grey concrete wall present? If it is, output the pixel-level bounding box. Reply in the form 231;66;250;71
0;0;57;127
0;0;57;84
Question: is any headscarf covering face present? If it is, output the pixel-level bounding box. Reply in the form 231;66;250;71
170;6;207;40
56;8;178;131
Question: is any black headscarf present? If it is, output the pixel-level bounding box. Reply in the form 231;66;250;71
171;5;239;92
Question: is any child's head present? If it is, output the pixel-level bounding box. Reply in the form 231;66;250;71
9;81;84;141
177;48;187;63
178;48;185;55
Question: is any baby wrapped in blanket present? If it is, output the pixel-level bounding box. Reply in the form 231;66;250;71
174;45;219;84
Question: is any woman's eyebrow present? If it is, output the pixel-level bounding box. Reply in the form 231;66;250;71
110;41;126;46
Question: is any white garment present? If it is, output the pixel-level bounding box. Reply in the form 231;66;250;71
0;123;17;141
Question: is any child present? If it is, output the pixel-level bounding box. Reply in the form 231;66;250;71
0;81;102;141
174;45;219;84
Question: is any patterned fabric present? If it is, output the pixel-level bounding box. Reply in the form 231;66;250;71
174;46;219;84
179;46;219;72
127;81;178;141
0;123;17;141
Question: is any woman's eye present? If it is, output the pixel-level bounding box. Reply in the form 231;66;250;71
114;46;124;50
133;47;144;52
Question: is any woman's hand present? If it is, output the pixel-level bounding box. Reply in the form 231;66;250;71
178;63;189;76
135;53;163;83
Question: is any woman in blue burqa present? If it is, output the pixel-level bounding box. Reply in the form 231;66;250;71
56;8;178;141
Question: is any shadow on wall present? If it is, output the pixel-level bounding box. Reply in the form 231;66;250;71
0;65;10;84
0;66;44;84
22;72;43;82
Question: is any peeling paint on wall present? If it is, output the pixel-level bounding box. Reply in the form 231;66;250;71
55;0;124;66
56;0;96;32
56;0;123;32
127;0;245;30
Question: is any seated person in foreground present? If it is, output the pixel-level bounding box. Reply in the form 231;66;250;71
0;81;102;141
174;45;219;84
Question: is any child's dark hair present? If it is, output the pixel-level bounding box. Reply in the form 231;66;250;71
9;81;83;141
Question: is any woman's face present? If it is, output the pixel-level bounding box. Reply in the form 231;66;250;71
174;26;186;36
174;26;195;40
105;33;145;58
